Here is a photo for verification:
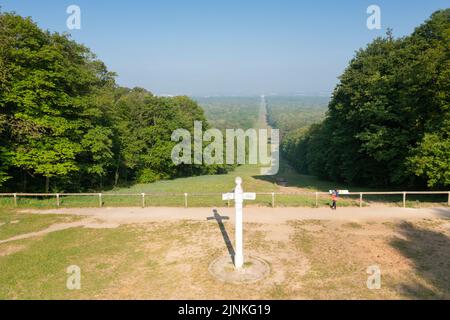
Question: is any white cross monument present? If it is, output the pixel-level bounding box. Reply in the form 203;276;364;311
222;177;256;270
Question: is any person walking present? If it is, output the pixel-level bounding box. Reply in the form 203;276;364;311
331;189;338;210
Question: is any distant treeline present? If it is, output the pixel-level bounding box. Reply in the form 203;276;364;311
282;10;449;189
266;96;328;138
195;97;261;131
0;12;228;192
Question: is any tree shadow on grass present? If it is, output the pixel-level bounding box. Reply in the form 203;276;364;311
390;221;450;299
207;209;235;264
253;157;360;192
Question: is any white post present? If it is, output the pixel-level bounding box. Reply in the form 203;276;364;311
56;194;60;207
13;193;17;207
403;192;406;208
184;193;188;208
141;193;145;208
234;177;244;270
99;193;102;208
271;192;275;208
222;177;256;270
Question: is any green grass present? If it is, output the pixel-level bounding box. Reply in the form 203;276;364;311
0;226;145;299
0;210;79;241
112;164;276;194
0;216;204;299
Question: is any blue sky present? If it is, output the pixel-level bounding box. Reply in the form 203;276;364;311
1;0;448;96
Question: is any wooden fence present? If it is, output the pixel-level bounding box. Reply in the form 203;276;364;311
0;191;449;208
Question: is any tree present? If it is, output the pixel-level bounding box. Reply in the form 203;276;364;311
0;12;115;192
408;133;450;188
80;126;114;188
0;115;10;186
0;11;230;192
108;89;225;184
281;9;450;189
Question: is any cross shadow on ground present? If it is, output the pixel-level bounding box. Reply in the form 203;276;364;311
390;221;450;299
207;209;235;264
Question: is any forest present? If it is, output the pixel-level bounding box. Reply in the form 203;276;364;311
266;96;328;137
0;12;228;192
195;96;261;131
281;9;450;189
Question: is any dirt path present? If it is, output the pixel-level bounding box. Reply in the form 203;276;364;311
0;217;121;245
6;206;447;246
22;206;450;224
0;220;93;245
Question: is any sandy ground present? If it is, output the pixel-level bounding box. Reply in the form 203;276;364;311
2;206;450;299
22;206;450;224
5;206;447;245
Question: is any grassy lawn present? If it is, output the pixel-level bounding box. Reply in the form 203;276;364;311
1;208;449;299
0;209;79;241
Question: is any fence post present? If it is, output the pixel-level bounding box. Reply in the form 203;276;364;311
448;192;450;207
403;192;406;208
360;193;363;208
315;192;318;208
184;193;188;208
141;193;145;208
227;199;230;208
56;194;60;207
271;192;275;208
99;193;103;208
13;193;17;207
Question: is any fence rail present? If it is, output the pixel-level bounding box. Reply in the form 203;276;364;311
0;191;449;208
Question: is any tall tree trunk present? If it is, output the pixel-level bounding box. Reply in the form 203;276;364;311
45;176;49;193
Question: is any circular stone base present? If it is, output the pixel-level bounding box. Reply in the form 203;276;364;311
209;255;270;284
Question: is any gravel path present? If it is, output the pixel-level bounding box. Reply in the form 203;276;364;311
22;206;450;224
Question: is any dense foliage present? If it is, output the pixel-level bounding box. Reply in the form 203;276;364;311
0;12;226;192
282;10;450;189
266;96;328;137
195;96;261;131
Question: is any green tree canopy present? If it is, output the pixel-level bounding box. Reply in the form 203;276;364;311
0;12;229;192
282;9;450;189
